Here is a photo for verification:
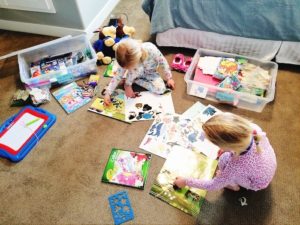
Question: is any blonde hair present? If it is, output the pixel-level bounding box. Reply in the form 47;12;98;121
115;38;147;69
202;112;261;154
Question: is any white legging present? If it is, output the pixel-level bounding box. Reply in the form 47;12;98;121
133;72;167;94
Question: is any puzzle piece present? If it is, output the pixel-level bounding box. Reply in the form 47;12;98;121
108;191;134;225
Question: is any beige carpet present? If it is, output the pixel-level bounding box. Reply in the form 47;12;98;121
0;1;300;225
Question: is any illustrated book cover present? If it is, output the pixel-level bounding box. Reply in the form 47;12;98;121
150;146;218;217
101;148;152;189
52;82;91;114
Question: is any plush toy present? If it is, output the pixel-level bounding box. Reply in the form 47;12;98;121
93;21;136;65
93;26;117;65
115;18;136;43
94;37;116;65
97;25;116;40
116;24;136;39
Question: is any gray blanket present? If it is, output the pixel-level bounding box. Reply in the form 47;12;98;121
142;0;300;41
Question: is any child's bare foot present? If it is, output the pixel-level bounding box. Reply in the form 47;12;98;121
225;185;240;191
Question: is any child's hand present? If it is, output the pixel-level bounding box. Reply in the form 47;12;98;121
104;94;111;106
125;84;137;98
166;78;175;90
216;169;222;177
174;177;187;188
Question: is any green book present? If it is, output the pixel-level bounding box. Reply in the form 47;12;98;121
102;148;152;189
103;60;114;77
150;146;217;217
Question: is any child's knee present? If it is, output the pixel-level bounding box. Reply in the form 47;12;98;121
151;85;166;94
151;79;166;94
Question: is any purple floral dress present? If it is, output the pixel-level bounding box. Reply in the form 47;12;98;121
105;42;172;95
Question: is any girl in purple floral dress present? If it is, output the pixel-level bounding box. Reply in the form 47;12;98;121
104;38;175;105
174;113;277;191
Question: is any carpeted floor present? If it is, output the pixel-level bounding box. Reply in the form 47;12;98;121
0;1;300;225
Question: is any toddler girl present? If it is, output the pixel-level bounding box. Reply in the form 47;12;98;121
174;112;277;191
104;38;175;105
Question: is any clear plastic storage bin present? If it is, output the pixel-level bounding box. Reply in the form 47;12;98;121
184;48;278;112
18;35;97;88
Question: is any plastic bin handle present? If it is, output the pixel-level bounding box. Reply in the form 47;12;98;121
0;35;72;61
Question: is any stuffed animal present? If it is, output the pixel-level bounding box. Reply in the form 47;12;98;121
116;24;136;39
93;26;117;65
115;18;136;43
93;22;136;65
97;25;116;40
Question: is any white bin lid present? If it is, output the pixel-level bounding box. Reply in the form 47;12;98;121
0;35;72;61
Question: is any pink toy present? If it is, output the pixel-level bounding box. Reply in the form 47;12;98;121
182;57;193;72
171;53;185;71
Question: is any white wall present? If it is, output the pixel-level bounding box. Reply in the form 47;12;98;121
0;0;120;38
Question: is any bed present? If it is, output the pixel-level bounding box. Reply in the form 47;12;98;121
142;0;300;65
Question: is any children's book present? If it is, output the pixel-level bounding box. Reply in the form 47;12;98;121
103;60;116;78
88;90;130;123
52;82;91;114
88;97;129;123
213;58;239;80
139;104;221;159
102;148;151;189
139;113;191;158
125;91;175;122
150;146;218;217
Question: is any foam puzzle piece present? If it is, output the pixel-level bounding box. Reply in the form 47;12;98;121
108;190;134;225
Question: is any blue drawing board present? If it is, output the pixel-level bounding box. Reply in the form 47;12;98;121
0;106;56;162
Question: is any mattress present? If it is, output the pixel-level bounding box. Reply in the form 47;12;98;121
142;0;300;42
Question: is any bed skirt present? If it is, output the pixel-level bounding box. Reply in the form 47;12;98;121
156;27;300;65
